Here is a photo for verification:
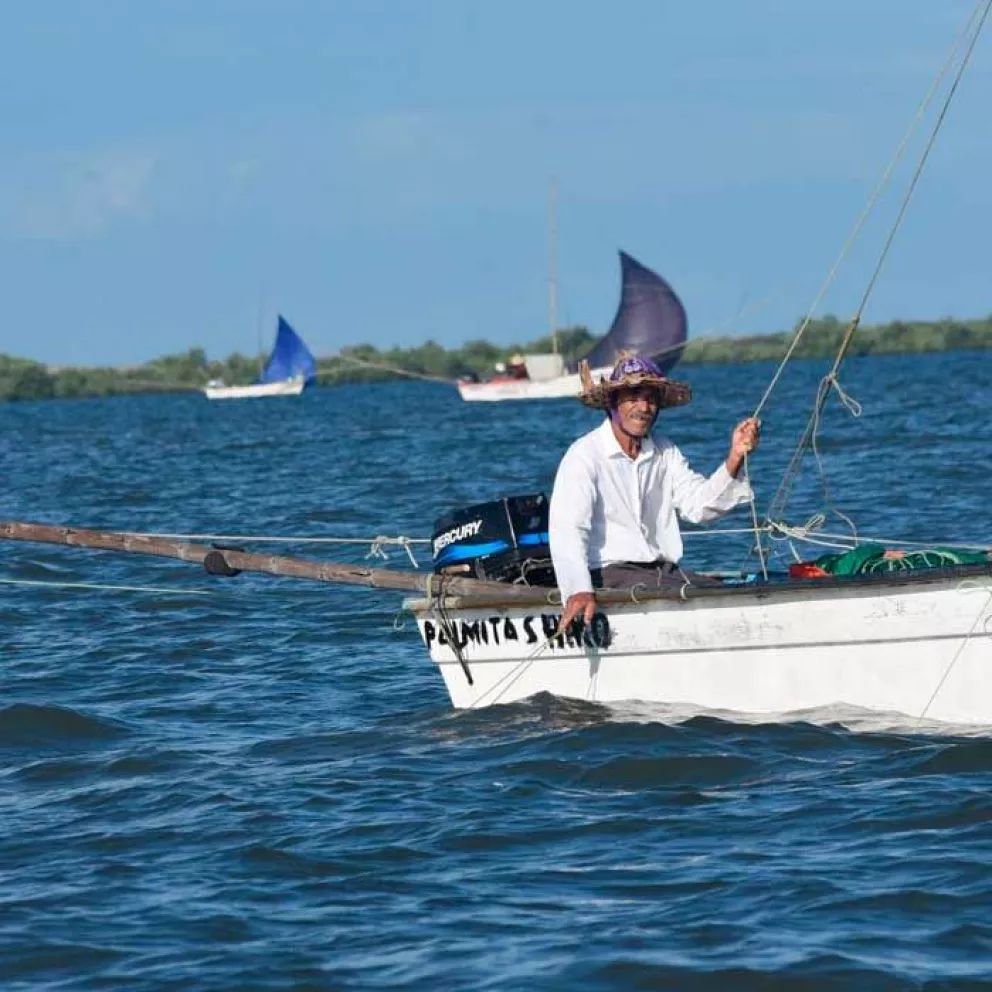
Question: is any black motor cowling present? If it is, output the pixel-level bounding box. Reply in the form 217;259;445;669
431;494;556;586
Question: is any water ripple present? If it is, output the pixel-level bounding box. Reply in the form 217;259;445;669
1;356;991;987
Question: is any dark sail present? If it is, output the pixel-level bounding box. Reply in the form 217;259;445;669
258;316;317;385
582;251;687;374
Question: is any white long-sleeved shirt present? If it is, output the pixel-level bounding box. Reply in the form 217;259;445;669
548;418;753;600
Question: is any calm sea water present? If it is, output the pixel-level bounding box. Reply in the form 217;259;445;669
2;351;991;990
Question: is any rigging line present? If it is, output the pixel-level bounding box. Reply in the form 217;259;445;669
466;655;537;709
642;296;778;364
767;531;861;553
468;619;587;709
802;378;860;541
0;577;214;596
320;296;776;387
764;375;843;524
320;353;457;385
0;573;381;601
133;532;430;545
707;294;777;334
136;528;763;545
575;296;780;375
917;582;992;723
428;577;474;686
836;0;992;372
683;525;773;537
765;525;992;553
751;0;986;422
743;456;768;580
320;297;774;385
766;0;991;523
366;536;421;568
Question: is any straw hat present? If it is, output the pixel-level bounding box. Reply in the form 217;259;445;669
578;352;691;410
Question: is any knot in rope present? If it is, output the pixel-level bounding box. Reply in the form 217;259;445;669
766;513;860;558
768;513;827;562
396;536;421;568
768;513;827;542
366;535;422;568
823;373;863;418
366;536;391;561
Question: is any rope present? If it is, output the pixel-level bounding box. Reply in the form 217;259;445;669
743;456;768;580
425;574;474;685
322;354;457;385
751;0;987;422
822;375;862;419
764;374;863;526
758;0;992;529
366;535;422;568
0;577;213;596
638;296;779;366
766;517;859;553
917;580;992;723
135;531;430;546
683;525;773;538
135;530;427;567
843;0;991;367
754;0;992;544
766;522;991;554
132;523;985;554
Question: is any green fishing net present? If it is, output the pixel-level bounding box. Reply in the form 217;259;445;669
814;543;990;576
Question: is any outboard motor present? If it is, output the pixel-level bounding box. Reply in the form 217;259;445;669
431;494;556;586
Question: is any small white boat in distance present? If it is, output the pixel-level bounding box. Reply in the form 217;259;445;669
204;376;306;400
457;354;606;402
458;251;686;402
204;316;317;400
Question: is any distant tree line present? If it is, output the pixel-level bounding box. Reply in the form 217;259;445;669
2;316;990;401
683;314;992;364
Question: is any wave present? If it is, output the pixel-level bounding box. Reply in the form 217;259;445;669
0;704;129;749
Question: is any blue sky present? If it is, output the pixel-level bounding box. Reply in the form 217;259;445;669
0;0;989;366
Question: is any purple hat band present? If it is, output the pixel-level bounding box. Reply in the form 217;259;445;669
609;355;665;383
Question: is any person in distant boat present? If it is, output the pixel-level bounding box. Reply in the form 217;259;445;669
506;353;529;379
549;353;761;630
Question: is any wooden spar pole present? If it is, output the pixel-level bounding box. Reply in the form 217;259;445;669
0;520;554;604
548;177;558;356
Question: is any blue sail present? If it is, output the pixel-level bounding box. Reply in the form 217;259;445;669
582;251;688;374
258;316;317;385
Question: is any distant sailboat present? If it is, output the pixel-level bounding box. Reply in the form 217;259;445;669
581;251;687;374
457;250;688;402
204;316;318;400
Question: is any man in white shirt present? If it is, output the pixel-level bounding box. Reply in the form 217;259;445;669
549;353;760;630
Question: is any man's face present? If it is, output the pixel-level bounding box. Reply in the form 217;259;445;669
613;385;660;437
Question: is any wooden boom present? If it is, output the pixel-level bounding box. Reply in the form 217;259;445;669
0;519;554;603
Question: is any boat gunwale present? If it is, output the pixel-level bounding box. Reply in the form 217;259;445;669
403;560;992;614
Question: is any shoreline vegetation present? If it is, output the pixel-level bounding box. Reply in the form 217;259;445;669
2;315;991;401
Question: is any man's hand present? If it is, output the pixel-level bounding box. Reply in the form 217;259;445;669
726;417;761;476
732;417;761;456
559;591;597;634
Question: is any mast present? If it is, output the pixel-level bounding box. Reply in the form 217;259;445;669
255;285;267;376
548;179;558;354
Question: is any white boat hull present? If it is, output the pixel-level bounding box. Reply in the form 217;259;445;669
203;377;305;400
409;572;992;725
456;365;613;402
457;373;583;402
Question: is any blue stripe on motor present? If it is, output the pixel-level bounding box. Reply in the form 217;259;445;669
518;532;549;546
435;540;512;564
